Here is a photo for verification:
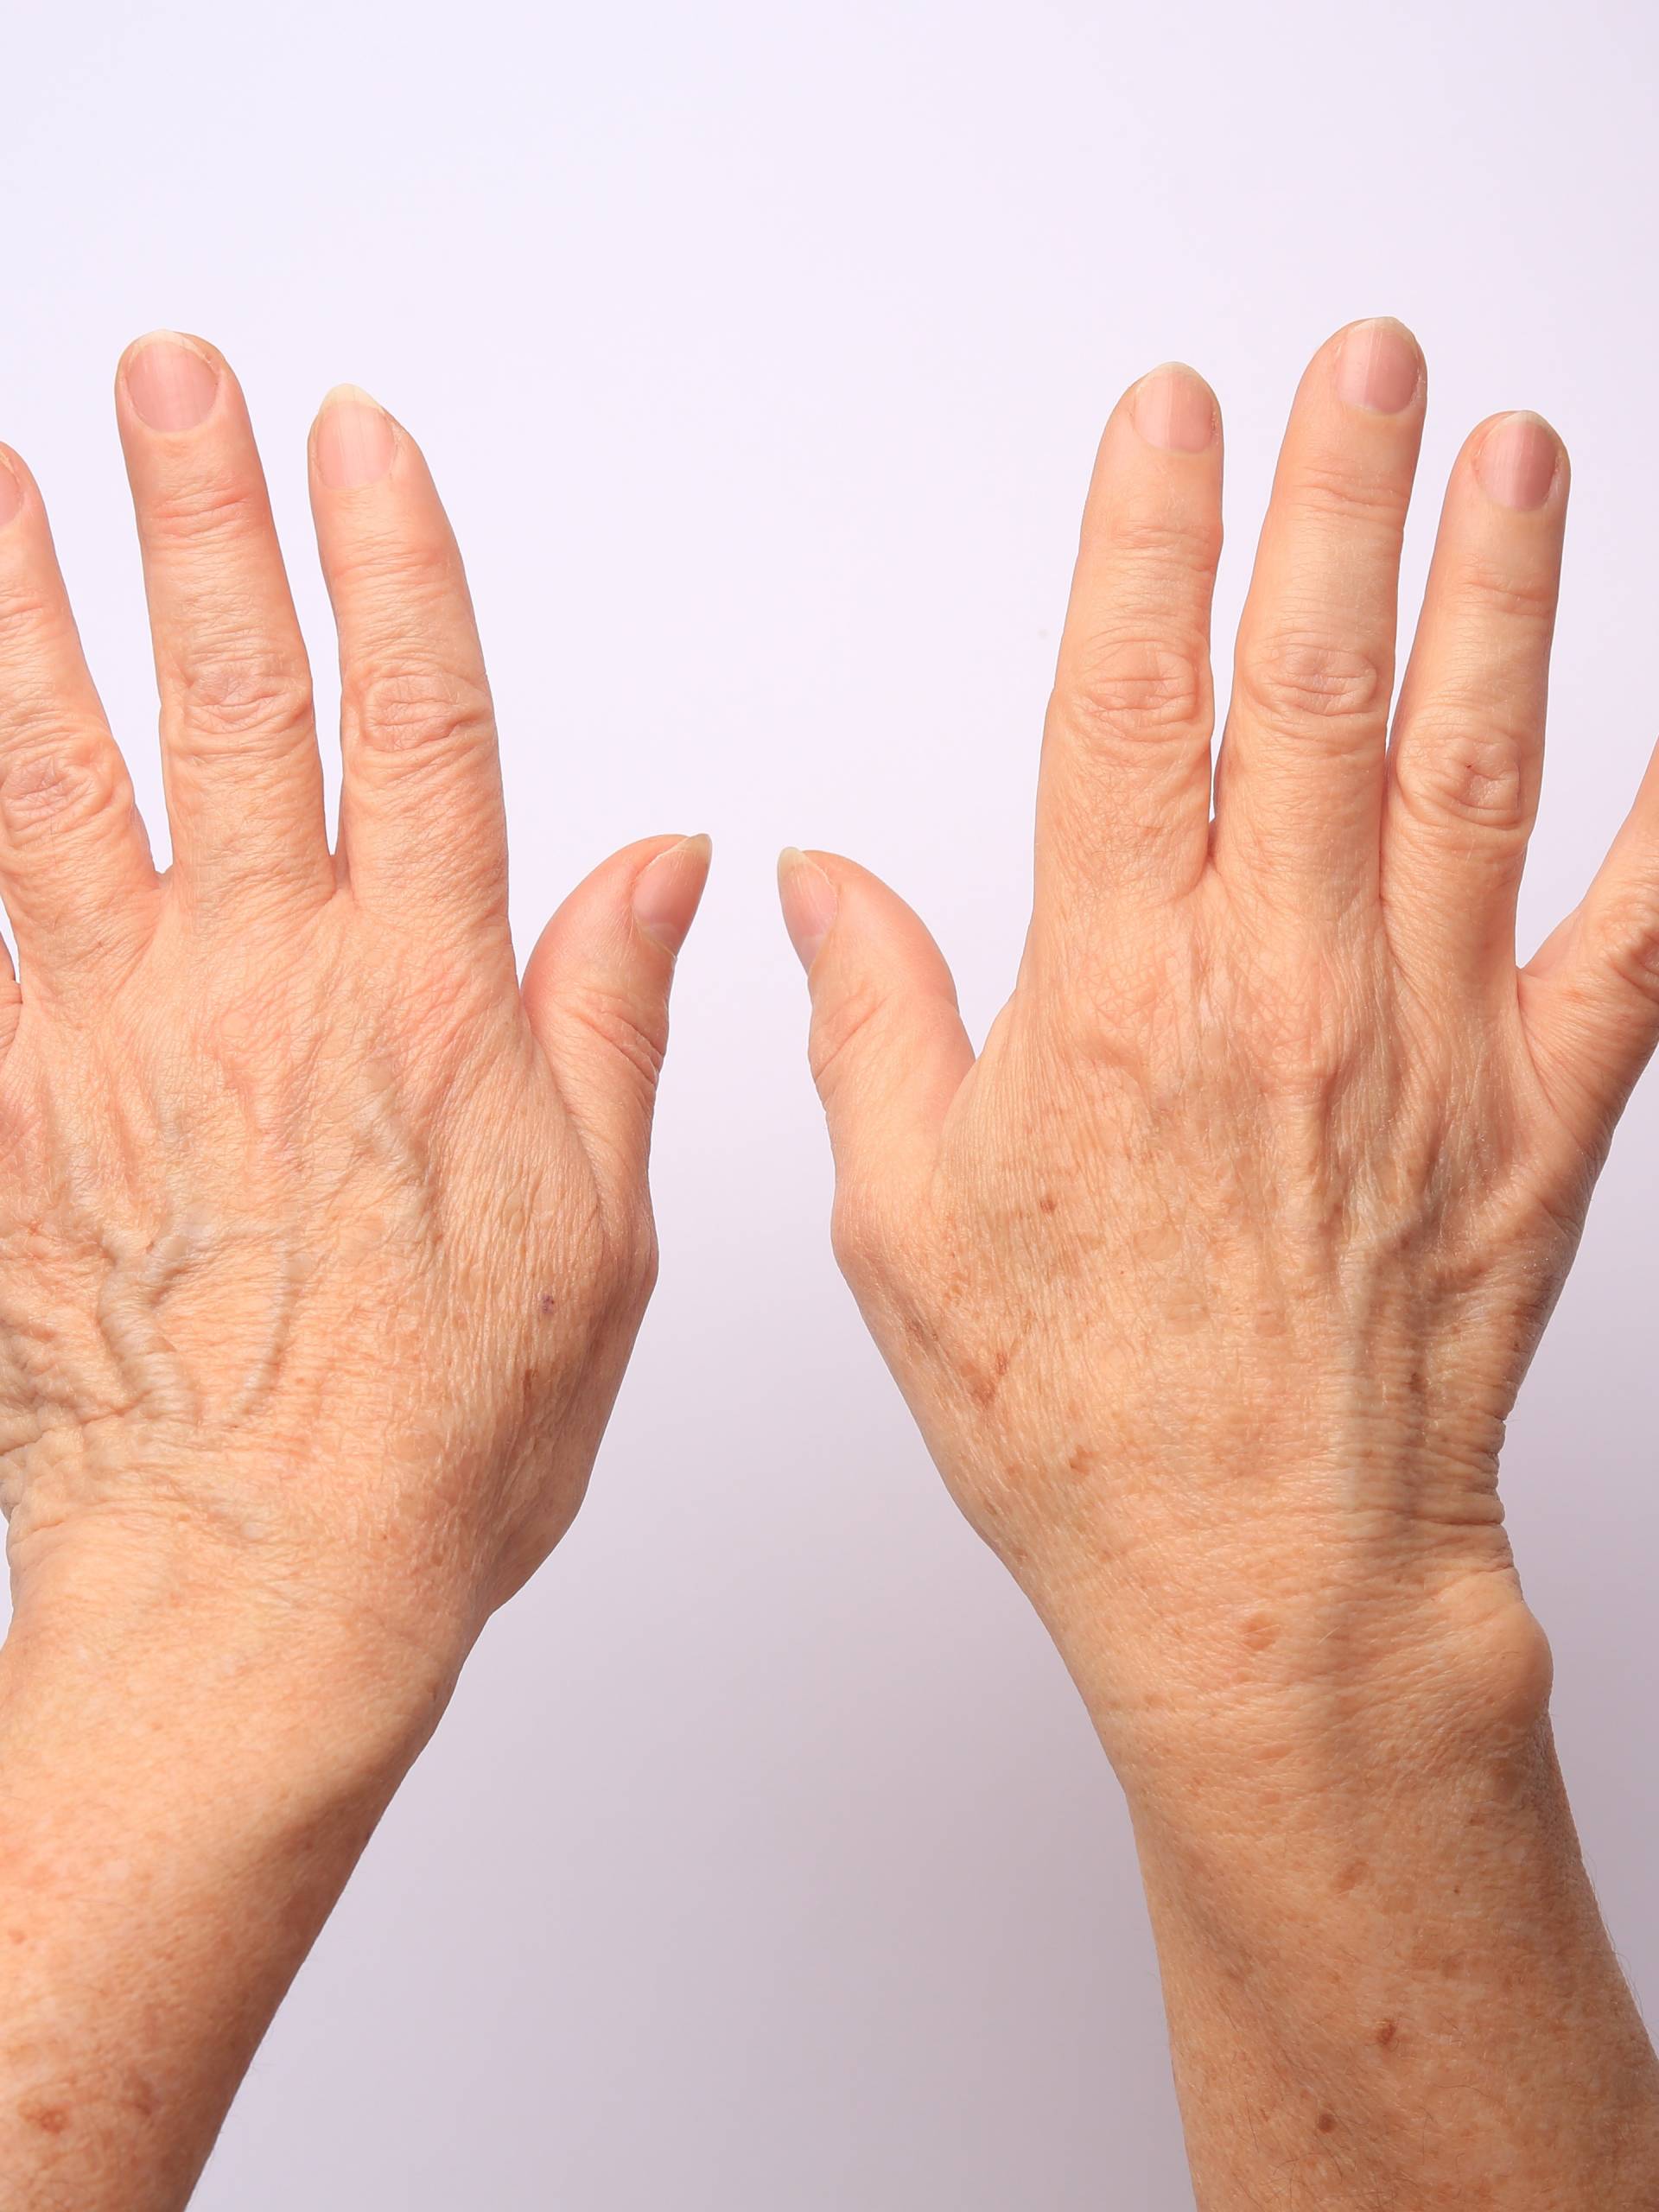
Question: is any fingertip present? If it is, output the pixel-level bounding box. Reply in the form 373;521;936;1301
0;448;29;530
778;846;839;971
312;385;398;492
1328;312;1422;353
1127;362;1219;454
1328;316;1426;416
632;832;713;957
118;331;224;433
1470;410;1567;512
118;327;218;376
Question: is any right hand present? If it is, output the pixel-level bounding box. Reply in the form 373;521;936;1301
778;318;1659;1764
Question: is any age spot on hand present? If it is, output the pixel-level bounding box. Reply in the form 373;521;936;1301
17;2099;70;2136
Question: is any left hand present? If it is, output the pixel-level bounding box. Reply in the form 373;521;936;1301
0;335;709;1681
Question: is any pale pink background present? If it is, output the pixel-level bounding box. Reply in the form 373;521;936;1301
3;3;1656;2204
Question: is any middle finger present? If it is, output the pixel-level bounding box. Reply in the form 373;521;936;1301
1211;318;1426;927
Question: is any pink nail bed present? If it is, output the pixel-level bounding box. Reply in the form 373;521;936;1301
1476;413;1559;511
1336;320;1420;415
1132;366;1216;454
125;334;219;432
315;389;397;490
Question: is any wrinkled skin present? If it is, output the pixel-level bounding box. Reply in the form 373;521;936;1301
782;317;1659;1750
0;336;709;1663
781;316;1659;2206
2;892;626;1633
842;910;1582;1647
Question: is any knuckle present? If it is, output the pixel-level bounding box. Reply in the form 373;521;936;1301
562;980;667;1090
1063;631;1208;745
628;1219;661;1307
0;734;129;844
1243;969;1357;1097
1391;721;1530;837
1286;461;1409;531
807;978;887;1103
1104;509;1224;575
350;664;496;766
0;584;73;659
169;645;314;753
1236;631;1388;731
1452;550;1560;625
598;1203;659;1317
143;470;263;546
1590;887;1659;1008
330;534;458;603
1258;1022;1352;1098
829;1183;890;1286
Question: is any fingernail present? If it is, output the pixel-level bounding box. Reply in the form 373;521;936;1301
1131;364;1216;453
632;834;713;956
315;385;397;489
1335;319;1421;415
1475;411;1560;511
778;848;837;971
0;454;22;530
124;333;219;431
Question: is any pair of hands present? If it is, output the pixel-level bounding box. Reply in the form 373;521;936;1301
3;320;1658;2207
4;321;1646;1696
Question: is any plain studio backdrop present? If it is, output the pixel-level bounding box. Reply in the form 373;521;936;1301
3;2;1656;2203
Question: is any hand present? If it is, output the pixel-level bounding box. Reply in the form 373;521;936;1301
781;316;1658;1735
0;334;709;1673
0;335;710;2211
780;319;1659;2204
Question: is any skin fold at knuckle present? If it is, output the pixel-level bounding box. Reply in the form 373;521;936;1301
165;643;315;758
1284;457;1412;531
0;581;80;660
141;467;264;546
1389;719;1531;842
346;664;497;769
806;976;891;1108
0;734;132;849
1058;629;1210;752
1234;630;1389;736
1451;543;1561;627
1587;884;1659;1011
329;531;461;606
561;977;667;1095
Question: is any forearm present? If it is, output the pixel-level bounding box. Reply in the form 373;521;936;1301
1046;1573;1659;2209
0;1534;456;2212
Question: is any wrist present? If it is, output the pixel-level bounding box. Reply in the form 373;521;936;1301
3;1510;467;1801
0;1503;463;2212
1026;1520;1552;1813
1033;1554;1659;2209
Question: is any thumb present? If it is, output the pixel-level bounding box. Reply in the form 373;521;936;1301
778;847;974;1192
523;833;712;1185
